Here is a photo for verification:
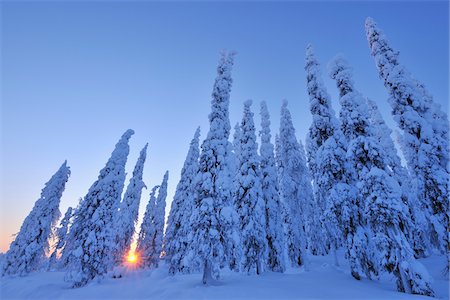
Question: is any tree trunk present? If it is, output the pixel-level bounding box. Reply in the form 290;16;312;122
332;243;339;267
202;259;211;285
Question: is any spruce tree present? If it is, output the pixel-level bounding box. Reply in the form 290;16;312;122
305;45;348;262
113;144;148;265
277;100;309;268
151;171;169;268
234;100;267;274
259;101;286;272
2;161;70;276
366;99;429;257
136;185;159;268
189;52;240;284
166;128;201;275
329;56;434;296
48;206;73;270
64;130;133;287
365;17;449;254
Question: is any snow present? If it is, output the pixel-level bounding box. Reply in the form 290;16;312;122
1;253;447;299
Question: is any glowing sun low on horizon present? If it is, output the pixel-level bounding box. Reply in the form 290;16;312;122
127;253;137;264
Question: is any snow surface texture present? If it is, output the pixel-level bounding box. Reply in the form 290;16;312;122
1;253;447;299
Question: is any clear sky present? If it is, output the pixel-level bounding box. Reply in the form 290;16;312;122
1;1;448;252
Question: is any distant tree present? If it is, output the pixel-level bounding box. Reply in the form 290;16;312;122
2;161;70;276
64;130;133;287
329;56;434;296
298;139;323;257
166;128;201;275
259;101;285;272
234;100;267;274
48;206;73;270
277;100;310;268
365;17;449;255
113;144;148;265
136;185;159;269
189;52;240;284
151;171;169;268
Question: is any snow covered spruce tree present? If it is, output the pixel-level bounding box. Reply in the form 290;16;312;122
329;56;434;296
304;45;347;262
2;161;70;276
277;100;311;268
141;171;170;268
113;144;148;265
298;139;322;256
259;101;286;272
365;17;449;255
152;171;169;267
189;52;240;284
234;100;267;274
136;185;159;268
64;130;133;287
366;99;429;257
48;206;73;270
165;128;201;275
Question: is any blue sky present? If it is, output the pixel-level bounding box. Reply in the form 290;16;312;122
1;1;448;251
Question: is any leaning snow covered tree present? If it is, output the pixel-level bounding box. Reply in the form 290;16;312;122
329;55;434;296
165;128;201;275
48;206;73;270
136;171;168;269
304;45;349;264
64;130;133;287
113;144;148;265
304;44;343;257
151;171;169;268
2;161;70;276
189;51;240;284
365;17;449;255
136;185;159;269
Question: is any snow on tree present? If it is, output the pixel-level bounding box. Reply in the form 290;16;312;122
2;161;70;276
329;56;434;296
113;144;148;265
136;185;159;269
297;139;323;257
259;101;285;272
233;100;268;274
304;44;347;261
305;44;340;181
189;51;240;284
48;206;73;270
64;130;133;287
277;100;310;268
365;17;449;254
366;99;429;257
165;128;201;275
151;171;169;268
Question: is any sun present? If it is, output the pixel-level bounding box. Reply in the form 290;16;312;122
127;253;137;264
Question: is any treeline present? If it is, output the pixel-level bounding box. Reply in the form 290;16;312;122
1;18;447;296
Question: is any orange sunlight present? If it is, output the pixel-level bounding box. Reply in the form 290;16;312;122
127;253;137;264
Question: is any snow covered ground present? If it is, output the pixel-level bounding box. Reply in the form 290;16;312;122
1;252;448;299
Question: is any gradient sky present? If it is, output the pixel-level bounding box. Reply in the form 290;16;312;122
1;1;448;252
